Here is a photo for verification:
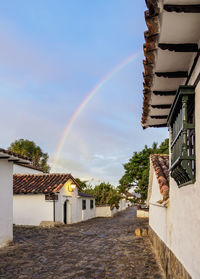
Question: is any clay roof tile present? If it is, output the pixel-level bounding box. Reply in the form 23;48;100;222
150;154;169;196
13;173;79;194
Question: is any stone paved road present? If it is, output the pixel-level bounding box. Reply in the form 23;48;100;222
0;207;165;279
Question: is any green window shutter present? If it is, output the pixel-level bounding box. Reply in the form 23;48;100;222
168;86;195;187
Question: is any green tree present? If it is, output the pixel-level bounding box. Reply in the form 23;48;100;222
83;182;121;208
8;139;50;173
75;178;88;192
119;138;169;202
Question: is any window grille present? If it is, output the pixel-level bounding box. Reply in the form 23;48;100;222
90;200;94;209
82;200;86;210
168;86;195;187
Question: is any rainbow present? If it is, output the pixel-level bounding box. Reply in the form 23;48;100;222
52;52;141;171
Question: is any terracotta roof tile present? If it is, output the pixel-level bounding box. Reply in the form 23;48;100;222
13;173;79;194
150;154;169;198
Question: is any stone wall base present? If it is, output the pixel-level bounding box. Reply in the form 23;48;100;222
149;226;191;279
137;209;149;218
39;221;63;228
0;239;13;249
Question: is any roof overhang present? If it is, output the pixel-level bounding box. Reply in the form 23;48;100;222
142;0;200;128
0;148;31;164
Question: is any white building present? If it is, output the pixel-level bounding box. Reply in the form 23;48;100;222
13;173;95;226
0;148;31;248
14;162;44;175
142;1;200;278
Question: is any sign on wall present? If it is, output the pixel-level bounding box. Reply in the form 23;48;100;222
45;194;58;201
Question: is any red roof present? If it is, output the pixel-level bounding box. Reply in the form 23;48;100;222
13;173;79;194
150;154;169;195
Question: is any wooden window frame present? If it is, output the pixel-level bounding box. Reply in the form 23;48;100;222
82;200;86;210
90;200;94;209
168;86;195;187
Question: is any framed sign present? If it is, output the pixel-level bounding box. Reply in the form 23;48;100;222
45;194;58;201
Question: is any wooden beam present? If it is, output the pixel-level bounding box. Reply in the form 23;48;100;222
148;124;167;128
151;104;171;109
158;43;198;52
153;90;176;96
8;159;20;162
155;71;188;78
186;52;200;85
164;5;200;13
150;115;168;119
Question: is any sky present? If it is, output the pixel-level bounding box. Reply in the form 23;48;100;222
0;0;168;185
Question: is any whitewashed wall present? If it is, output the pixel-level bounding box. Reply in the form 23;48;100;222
82;198;96;221
96;206;113;217
149;81;200;279
57;181;82;224
13;179;96;226
96;200;129;218
0;160;13;247
54;181;95;224
148;170;167;242
166;81;200;279
13;164;43;174
119;199;129;211
13;194;53;226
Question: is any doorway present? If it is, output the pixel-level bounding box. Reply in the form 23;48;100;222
63;200;67;224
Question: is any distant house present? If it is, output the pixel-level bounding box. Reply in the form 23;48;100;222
0;148;31;248
124;191;134;201
141;0;200;278
13;173;95;226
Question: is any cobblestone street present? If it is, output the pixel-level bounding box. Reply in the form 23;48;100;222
0;207;165;279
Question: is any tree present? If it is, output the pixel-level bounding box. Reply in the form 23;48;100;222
8;139;50;173
75;178;88;192
119;138;169;202
79;181;121;208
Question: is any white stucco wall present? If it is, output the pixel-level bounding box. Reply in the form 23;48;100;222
119;199;128;211
13;178;96;226
166;81;200;279
81;198;96;221
0;160;13;247
13;194;53;226
149;170;167;242
96;201;128;218
57;181;83;224
13;164;43;174
149;82;200;279
96;206;113;217
55;181;96;224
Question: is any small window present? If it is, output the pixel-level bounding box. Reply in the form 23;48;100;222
82;200;86;210
90;200;94;209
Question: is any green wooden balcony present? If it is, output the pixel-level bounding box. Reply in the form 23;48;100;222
168;86;195;187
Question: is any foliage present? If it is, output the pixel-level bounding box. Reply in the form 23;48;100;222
77;180;121;208
8;139;50;173
119;138;169;202
75;178;88;192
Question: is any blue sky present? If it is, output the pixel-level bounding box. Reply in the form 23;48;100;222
0;0;168;185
